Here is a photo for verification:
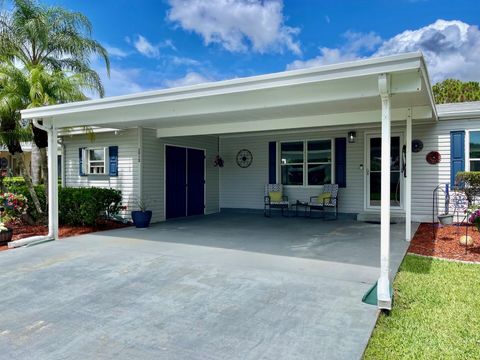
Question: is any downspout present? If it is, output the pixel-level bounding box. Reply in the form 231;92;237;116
9;119;58;248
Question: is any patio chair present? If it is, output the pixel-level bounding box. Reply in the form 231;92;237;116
264;184;289;217
308;184;339;219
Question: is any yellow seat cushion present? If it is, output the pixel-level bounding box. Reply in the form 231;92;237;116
317;192;331;203
269;191;283;202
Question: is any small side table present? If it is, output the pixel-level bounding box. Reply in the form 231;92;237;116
291;200;309;217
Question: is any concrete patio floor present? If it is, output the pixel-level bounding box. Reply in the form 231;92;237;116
0;213;416;360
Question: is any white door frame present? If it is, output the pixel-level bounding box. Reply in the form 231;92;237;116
364;131;404;211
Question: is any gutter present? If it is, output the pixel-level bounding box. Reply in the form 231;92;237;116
8;119;56;248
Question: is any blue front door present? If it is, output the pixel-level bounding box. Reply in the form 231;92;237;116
165;145;205;219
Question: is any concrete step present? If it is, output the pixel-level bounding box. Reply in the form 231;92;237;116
356;211;405;224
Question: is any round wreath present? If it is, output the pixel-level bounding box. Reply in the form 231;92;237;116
426;151;441;165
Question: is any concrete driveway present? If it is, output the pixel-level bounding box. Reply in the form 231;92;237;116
0;213;414;360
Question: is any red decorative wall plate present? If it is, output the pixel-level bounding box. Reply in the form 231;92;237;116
426;151;441;165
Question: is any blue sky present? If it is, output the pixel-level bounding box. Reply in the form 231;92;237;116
31;0;480;96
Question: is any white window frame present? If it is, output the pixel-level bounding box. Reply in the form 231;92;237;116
86;147;108;175
466;129;480;171
279;139;334;187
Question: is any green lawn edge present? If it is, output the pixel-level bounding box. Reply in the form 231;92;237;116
363;254;480;359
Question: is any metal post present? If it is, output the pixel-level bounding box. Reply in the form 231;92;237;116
406;108;412;241
378;73;392;310
47;126;59;240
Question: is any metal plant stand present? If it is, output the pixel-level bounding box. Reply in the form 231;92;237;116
432;184;451;241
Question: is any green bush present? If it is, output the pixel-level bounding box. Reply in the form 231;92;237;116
455;171;480;204
3;177;26;187
5;184;122;226
59;187;122;226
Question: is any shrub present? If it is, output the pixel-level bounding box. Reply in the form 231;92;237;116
5;184;122;226
455;171;480;204
58;187;122;226
3;177;26;187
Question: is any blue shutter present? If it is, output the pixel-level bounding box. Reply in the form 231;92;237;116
335;138;347;188
79;148;85;176
450;131;465;188
268;141;277;184
109;146;119;177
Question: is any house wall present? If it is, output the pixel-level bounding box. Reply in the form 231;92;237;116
62;128;140;219
410;118;480;222
219;128;367;214
142;129;220;222
218;120;461;221
60;116;480;224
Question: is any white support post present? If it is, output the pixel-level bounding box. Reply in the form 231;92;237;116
378;73;392;310
405;109;412;241
47;126;59;240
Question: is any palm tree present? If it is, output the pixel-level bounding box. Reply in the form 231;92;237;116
0;0;110;214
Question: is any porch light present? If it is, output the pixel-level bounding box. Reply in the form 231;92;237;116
348;131;356;143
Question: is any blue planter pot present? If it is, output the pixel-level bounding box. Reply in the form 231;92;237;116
131;211;152;228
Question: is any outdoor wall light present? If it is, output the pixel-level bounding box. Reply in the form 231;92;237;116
348;131;356;143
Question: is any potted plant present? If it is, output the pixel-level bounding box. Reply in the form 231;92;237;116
0;192;28;245
0;221;13;246
131;199;152;229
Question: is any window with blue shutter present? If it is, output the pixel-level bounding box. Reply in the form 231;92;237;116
268;141;276;184
109;146;119;177
335;138;347;188
450;131;465;188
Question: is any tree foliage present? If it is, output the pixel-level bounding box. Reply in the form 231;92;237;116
0;0;110;215
433;79;480;104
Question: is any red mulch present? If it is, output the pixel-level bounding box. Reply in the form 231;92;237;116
409;223;480;262
0;220;130;251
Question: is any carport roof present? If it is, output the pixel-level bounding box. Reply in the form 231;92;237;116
21;52;437;134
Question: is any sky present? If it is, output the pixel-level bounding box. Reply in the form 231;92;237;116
14;0;480;97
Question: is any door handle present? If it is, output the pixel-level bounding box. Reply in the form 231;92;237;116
366;169;370;175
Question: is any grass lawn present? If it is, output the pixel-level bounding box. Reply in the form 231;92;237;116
364;254;480;359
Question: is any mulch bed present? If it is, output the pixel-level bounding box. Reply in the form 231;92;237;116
409;223;480;262
0;219;131;251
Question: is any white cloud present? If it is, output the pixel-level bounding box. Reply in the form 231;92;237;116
104;45;129;58
287;20;480;82
287;31;381;69
133;35;160;58
164;71;212;88
170;56;201;67
375;20;480;82
167;0;301;54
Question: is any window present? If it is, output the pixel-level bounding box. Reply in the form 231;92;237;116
469;131;480;171
87;148;107;174
307;140;332;185
280;140;333;186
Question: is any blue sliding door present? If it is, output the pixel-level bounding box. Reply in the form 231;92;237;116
187;148;205;216
165;145;205;219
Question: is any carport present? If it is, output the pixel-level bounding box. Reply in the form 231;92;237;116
19;52;437;310
0;213;416;359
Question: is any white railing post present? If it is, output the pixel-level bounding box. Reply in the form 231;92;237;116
406;108;412;241
47;126;59;240
378;73;392;310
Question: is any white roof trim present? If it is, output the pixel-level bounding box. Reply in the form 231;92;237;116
437;101;480;120
21;52;429;121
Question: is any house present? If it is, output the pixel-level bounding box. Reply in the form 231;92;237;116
18;52;480;309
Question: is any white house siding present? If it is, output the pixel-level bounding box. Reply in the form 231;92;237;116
142;129;220;222
410;118;480;222
219;128;367;214
62;128;140;219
